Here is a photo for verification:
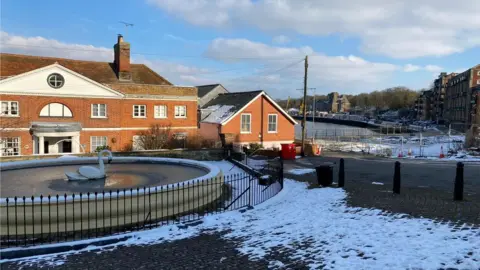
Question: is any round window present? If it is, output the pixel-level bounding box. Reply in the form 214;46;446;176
47;73;65;89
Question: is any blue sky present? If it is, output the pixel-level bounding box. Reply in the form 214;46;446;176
1;0;479;99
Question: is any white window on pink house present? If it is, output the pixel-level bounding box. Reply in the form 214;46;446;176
241;113;251;133
268;114;278;133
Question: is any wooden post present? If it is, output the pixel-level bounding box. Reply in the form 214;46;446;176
301;55;308;157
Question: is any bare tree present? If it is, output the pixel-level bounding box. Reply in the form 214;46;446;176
134;124;171;150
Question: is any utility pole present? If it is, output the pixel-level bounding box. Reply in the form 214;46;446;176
301;55;308;157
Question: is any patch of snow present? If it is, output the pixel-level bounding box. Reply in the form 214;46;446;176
287;168;316;175
57;155;81;159
371;182;384;185
201;105;235;124
4;180;479;269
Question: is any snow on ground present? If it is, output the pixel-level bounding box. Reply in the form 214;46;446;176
371;182;384;185
317;135;480;162
287;168;316;175
3;179;479;269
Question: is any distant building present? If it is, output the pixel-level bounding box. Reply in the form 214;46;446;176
315;92;350;113
414;90;433;121
443;64;480;132
432;72;457;123
196;84;229;108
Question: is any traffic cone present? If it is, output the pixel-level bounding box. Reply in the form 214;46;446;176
439;145;445;158
408;148;412;156
398;149;403;158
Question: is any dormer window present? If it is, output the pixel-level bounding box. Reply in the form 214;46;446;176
47;73;65;89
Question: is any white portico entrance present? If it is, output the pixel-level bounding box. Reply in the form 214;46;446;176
31;122;82;155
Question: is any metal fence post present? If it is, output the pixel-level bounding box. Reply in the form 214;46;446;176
454;162;464;201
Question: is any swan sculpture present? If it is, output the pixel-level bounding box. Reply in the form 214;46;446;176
65;150;113;181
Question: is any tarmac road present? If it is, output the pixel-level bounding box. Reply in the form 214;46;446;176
304;152;480;197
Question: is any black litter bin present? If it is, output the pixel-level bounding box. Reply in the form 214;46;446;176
315;164;333;186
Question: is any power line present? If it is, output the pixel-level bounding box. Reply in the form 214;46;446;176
0;43;304;61
221;58;304;82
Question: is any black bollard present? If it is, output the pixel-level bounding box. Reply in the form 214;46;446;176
338;158;345;188
454;162;464;201
393;161;401;194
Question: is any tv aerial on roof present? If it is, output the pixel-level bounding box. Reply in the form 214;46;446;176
119;21;134;38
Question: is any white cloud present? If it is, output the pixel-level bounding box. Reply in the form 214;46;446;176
0;31;113;61
403;64;443;73
206;38;399;95
424;65;443;73
205;38;312;62
148;0;480;59
403;64;421;72
272;35;290;44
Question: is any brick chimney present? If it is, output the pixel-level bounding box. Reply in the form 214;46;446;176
114;34;131;81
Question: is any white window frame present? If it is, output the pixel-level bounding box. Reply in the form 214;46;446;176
268;114;278;133
174;105;187;118
1;101;19;117
154;105;168;119
39;103;72;117
90;136;107;152
0;137;21;156
91;104;107;118
133;105;146;118
240;113;252;134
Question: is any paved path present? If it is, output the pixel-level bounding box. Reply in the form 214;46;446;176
284;153;480;225
1;231;311;270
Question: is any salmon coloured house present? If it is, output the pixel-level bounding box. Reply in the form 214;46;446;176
0;35;198;156
198;89;297;151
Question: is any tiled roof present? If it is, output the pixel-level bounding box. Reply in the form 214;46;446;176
105;83;197;97
0;53;172;85
197;84;220;98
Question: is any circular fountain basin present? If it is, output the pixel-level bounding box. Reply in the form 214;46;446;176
0;157;220;198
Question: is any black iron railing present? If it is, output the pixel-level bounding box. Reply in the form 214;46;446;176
0;170;283;248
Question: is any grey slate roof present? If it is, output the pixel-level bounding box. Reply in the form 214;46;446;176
203;90;263;109
201;90;263;123
197;84;220;98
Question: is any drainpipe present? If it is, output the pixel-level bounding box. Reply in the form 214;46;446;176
260;96;264;146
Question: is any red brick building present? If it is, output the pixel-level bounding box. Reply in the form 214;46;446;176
199;90;296;151
0;35;197;156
